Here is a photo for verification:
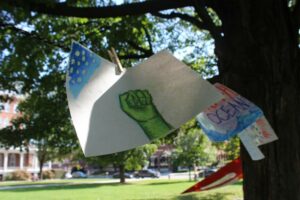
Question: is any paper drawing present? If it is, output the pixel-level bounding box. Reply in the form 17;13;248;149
119;89;172;140
197;83;263;142
66;42;223;156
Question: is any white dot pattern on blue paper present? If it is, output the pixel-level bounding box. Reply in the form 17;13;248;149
68;42;101;98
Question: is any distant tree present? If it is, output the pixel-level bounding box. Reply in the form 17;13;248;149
0;72;78;179
83;143;157;183
212;136;240;161
172;119;217;180
124;144;158;171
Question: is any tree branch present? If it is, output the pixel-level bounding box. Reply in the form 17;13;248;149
126;40;153;55
119;53;152;60
112;34;154;60
152;12;208;30
1;0;195;19
0;22;152;61
193;0;222;40
142;26;153;53
0;22;70;52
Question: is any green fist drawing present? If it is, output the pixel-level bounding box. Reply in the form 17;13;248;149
119;90;172;140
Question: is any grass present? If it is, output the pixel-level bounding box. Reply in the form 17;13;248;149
0;179;243;200
0;178;114;187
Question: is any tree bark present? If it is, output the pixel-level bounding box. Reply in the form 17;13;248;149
1;0;194;19
213;1;300;199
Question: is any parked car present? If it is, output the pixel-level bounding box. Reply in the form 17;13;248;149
198;168;218;178
71;171;88;178
134;169;160;178
112;172;134;179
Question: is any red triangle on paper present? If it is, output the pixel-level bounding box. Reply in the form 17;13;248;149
182;157;243;194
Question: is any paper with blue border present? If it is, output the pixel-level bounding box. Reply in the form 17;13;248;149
66;41;124;156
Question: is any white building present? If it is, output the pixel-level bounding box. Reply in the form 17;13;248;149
0;146;41;180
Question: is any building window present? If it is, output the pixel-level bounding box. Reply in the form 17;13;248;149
8;153;20;167
160;156;166;163
24;154;33;167
0;154;4;167
4;103;10;112
13;104;18;113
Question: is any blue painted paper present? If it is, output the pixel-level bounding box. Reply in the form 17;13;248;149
197;83;263;142
68;42;102;98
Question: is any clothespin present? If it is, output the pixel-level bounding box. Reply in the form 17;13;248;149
107;47;124;75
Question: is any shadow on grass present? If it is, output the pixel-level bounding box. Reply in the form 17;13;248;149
132;192;234;200
0;182;70;188
177;192;233;200
0;182;127;192
232;181;243;186
146;181;189;186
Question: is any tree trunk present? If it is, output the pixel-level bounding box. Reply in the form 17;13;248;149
193;163;198;181
188;166;192;181
119;164;125;183
38;156;45;180
213;1;300;199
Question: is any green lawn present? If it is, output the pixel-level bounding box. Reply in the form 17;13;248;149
0;179;243;200
0;178;114;187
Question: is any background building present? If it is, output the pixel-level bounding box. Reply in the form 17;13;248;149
149;144;173;172
0;96;51;180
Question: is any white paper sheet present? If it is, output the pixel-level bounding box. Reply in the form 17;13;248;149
244;116;278;146
238;130;265;160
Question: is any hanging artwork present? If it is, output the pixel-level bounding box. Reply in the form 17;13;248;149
242;116;278;146
66;42;223;157
197;83;263;142
197;83;278;160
